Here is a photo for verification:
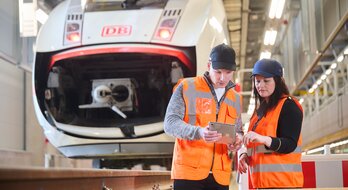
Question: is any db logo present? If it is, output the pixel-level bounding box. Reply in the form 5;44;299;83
101;25;132;37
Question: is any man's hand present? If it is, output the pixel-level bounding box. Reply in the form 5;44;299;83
228;133;242;151
199;126;222;143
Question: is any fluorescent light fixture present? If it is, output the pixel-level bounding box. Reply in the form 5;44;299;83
263;29;277;45
35;8;48;25
325;68;332;75
269;30;277;45
337;54;344;62
260;51;271;59
330;62;337;69
316;79;322;86
275;0;286;18
312;84;318;90
306;139;348;155
320;74;327;80
344;47;348;55
330;139;348;148
269;0;286;19
263;31;270;45
308;88;314;94
307;146;324;154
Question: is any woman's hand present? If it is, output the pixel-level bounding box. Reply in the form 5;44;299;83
238;153;249;174
243;131;272;147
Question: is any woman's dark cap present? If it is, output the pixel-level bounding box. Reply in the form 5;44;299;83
252;59;283;77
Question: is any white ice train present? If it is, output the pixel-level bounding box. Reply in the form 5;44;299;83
33;0;230;159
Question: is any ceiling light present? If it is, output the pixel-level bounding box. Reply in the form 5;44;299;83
337;54;344;62
312;84;318;90
325;68;332;75
307;146;324;154
330;62;337;69
263;29;277;45
306;139;348;155
275;0;286;18
260;51;271;59
320;74;327;80
269;0;286;19
330;139;348;148
344;47;348;55
316;79;322;86
263;31;271;45
308;88;314;94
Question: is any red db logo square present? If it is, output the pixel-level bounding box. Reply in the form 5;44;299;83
101;25;132;37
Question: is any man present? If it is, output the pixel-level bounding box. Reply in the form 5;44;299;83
164;44;243;190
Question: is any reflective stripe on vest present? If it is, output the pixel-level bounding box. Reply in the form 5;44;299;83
250;163;303;173
225;95;241;114
185;79;212;125
247;145;302;155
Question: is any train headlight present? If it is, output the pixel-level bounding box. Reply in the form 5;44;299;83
64;14;83;45
153;18;178;41
158;29;171;39
66;32;81;42
66;23;81;42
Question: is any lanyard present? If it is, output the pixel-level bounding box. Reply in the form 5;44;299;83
251;109;265;131
251;115;262;131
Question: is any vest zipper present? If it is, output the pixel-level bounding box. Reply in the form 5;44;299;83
210;112;220;172
210;143;215;171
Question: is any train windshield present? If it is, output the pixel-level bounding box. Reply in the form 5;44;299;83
85;0;169;12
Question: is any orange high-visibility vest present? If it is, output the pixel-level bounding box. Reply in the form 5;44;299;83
171;76;242;186
247;96;303;188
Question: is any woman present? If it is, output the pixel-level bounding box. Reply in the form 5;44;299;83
238;59;303;189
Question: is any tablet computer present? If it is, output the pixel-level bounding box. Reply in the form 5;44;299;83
208;122;236;144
